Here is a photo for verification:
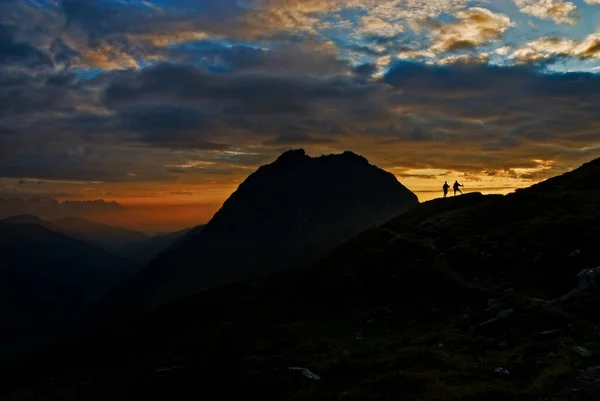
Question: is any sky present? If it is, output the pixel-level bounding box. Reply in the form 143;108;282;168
2;0;600;231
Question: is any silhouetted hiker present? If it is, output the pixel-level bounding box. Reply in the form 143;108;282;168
443;182;449;198
453;180;463;196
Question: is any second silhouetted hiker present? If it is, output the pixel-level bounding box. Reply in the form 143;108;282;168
453;180;463;196
443;181;449;198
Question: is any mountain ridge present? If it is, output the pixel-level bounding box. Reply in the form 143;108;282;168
0;214;193;263
51;216;148;253
4;157;600;400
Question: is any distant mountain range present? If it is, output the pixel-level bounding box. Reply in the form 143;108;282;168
0;198;124;221
0;215;195;263
0;215;198;364
97;149;419;315
3;156;600;400
52;216;148;253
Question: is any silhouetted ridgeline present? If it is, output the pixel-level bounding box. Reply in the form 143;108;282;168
0;198;124;221
3;157;600;400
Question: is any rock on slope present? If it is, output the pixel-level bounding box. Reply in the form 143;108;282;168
110;149;418;310
5;159;600;400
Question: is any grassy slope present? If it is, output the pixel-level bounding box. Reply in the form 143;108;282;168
3;160;600;400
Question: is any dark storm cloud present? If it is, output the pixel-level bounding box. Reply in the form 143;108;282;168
0;140;184;183
382;62;600;128
50;38;82;66
99;59;600;177
100;62;391;151
60;0;249;43
0;23;53;67
352;63;379;76
168;41;346;75
61;0;133;37
372;61;600;173
119;104;229;151
103;62;376;111
0;69;100;118
4;57;600;182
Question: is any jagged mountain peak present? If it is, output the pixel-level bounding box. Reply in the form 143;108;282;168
203;149;416;238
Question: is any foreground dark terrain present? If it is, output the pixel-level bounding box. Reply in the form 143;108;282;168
3;158;600;400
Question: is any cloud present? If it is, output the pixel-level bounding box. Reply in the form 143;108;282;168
510;37;576;63
428;8;514;53
54;0;246;70
513;0;579;25
81;43;140;70
378;62;600;174
436;53;490;65
245;0;351;36
168;41;345;75
510;34;600;63
359;15;404;37
0;23;53;68
576;34;600;59
119;104;229;151
363;0;472;31
243;0;474;42
4;50;600;184
127;31;210;47
98;61;388;156
0;69;95;117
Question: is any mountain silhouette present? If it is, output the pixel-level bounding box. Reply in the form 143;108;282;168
0;222;138;364
1;214;62;231
51;216;147;254
1;215;190;262
107;149;418;311
4;157;600;400
0;198;124;221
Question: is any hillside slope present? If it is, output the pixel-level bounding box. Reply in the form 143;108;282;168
3;159;600;400
0;223;137;364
